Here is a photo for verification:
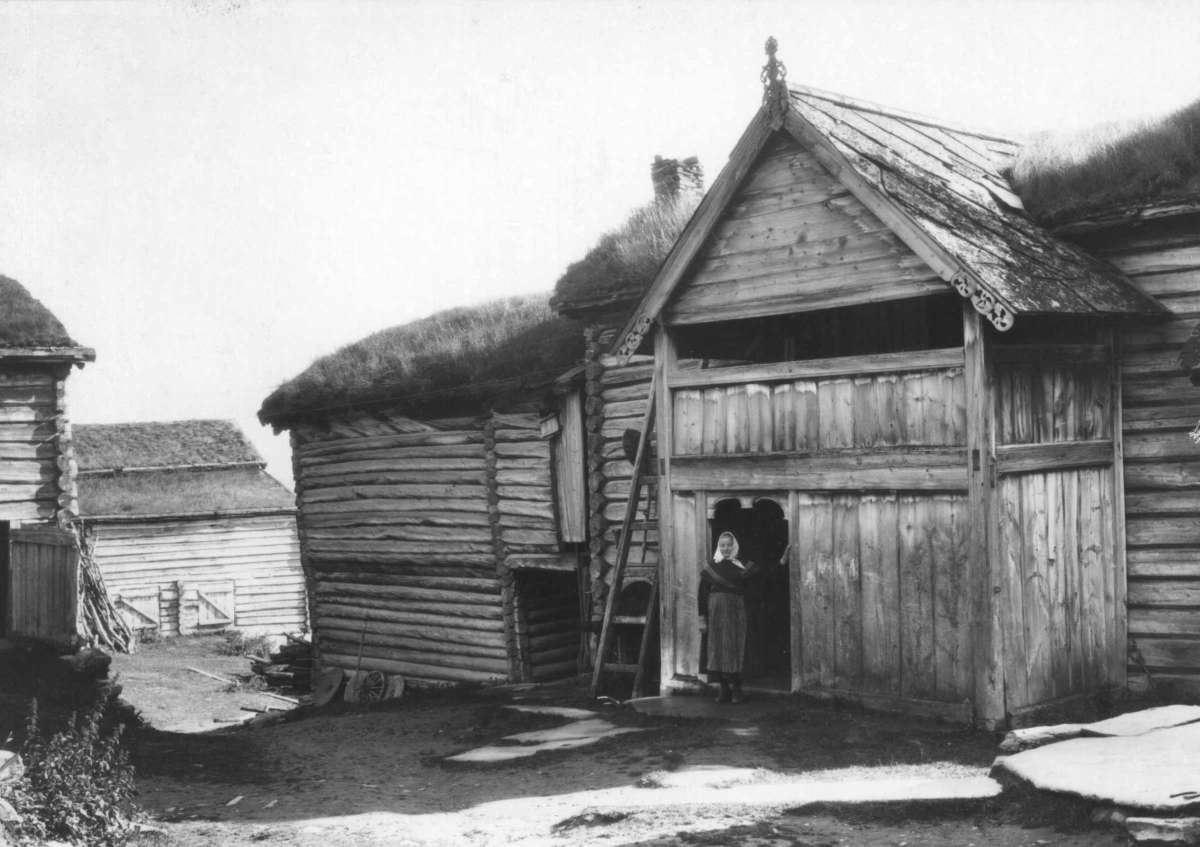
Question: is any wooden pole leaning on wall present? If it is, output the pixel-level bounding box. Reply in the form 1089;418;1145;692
590;370;657;698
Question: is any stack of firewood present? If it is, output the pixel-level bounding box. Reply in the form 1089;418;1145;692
249;634;312;691
74;525;134;653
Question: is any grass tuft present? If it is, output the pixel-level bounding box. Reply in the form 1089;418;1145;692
551;196;699;316
1009;97;1200;224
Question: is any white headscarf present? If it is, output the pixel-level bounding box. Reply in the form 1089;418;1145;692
712;531;744;568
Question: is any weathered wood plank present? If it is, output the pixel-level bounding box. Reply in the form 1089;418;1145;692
668;449;968;492
798;494;836;689
898;495;935;700
831;496;862;691
995;440;1113;475
858;494;899;696
997;477;1029;708
1022;473;1053;705
668;349;964;389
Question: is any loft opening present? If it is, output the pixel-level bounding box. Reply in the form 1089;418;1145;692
674;293;963;364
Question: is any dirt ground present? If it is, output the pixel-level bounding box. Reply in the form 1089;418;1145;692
69;636;1131;847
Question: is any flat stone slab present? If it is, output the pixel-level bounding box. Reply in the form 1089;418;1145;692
446;719;645;763
996;721;1200;811
504;704;596;720
1001;704;1200;752
1126;816;1200;844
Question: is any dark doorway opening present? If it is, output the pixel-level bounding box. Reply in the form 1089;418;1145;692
513;569;582;683
710;498;790;690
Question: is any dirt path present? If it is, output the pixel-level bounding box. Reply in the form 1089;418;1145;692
112;638;1128;846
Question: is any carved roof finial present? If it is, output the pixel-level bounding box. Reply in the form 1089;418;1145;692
761;36;788;129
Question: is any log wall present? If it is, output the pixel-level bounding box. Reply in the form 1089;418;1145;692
0;364;70;523
1074;214;1200;699
89;514;304;637
293;410;574;686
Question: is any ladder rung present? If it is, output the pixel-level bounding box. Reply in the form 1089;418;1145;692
603;663;640;674
613;615;647;626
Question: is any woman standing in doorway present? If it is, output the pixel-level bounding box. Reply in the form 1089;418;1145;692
699;531;759;704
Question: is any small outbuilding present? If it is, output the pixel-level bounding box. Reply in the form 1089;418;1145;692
0;274;94;645
259;296;588;687
73;420;305;638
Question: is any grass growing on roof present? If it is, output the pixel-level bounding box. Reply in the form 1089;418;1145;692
551;196;699;316
1009;97;1200;224
77;467;295;517
74;420;262;471
259;294;584;425
0;275;78;348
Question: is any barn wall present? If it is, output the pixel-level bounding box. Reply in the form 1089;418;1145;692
1075;215;1200;699
90;514;304;637
0;364;70;524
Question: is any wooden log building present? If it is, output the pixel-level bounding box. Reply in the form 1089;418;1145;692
258;297;589;686
558;47;1200;725
0;274;94;645
72;420;304;638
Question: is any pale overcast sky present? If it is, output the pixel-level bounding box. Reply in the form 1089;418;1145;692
2;0;1198;486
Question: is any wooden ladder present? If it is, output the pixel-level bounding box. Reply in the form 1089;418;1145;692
590;375;659;699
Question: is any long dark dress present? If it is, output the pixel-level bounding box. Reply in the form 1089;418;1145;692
699;558;759;673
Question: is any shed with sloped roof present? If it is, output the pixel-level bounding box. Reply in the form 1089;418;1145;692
73;420;305;637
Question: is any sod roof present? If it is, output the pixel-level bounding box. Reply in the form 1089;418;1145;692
550;195;700;319
258;294;584;428
74;420;263;471
76;467;296;519
0;274;88;351
1009;97;1200;226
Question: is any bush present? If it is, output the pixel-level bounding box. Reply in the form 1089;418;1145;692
217;629;273;658
2;684;140;846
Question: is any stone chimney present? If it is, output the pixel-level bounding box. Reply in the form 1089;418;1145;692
651;156;704;204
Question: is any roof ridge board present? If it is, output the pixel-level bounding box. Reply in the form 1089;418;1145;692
789;84;1019;147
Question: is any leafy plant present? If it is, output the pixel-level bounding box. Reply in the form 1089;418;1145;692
217;629;273;658
2;684;140;846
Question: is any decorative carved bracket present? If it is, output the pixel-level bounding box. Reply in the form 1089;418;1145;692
951;271;1014;331
616;313;653;359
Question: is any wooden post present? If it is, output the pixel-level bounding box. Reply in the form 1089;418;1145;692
964;305;1004;728
583;325;607;664
289;430;317;642
1110;327;1129;688
52;366;79;526
484;415;523;682
655;323;677;687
